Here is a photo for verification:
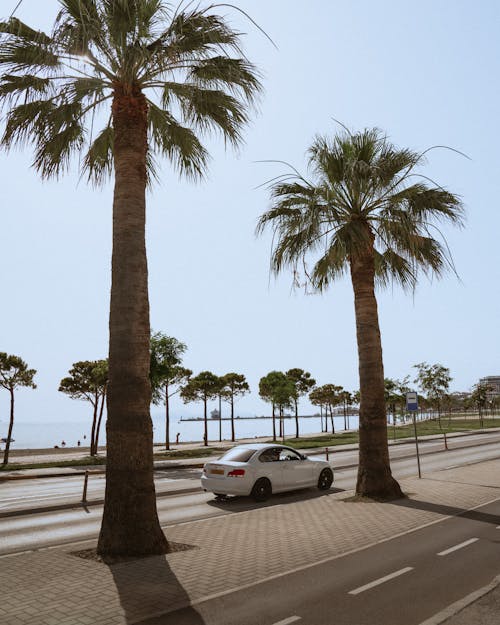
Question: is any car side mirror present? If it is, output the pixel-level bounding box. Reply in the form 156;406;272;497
301;454;307;460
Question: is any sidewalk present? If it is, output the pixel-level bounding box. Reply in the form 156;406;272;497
1;459;500;624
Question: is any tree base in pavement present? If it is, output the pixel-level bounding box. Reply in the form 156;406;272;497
355;470;404;501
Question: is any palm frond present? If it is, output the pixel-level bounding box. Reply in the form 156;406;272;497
0;17;51;44
82;123;113;185
0;74;52;108
148;9;240;58
148;101;208;179
189;56;262;103
374;249;416;291
311;236;350;290
0;40;60;72
33;120;85;178
176;85;248;145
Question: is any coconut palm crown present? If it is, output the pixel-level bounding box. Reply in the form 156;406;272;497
257;127;464;499
0;1;261;181
0;1;261;558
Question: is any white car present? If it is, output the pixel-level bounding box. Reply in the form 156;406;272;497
201;443;334;501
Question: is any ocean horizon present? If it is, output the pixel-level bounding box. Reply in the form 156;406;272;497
0;413;360;450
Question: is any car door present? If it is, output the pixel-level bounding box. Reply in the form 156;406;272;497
278;448;314;489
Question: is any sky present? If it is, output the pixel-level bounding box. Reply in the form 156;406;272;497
1;0;499;428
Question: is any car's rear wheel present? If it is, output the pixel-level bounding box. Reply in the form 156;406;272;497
251;477;272;502
318;467;334;490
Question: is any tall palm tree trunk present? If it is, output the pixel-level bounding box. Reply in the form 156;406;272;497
350;246;403;500
98;85;168;557
2;388;14;466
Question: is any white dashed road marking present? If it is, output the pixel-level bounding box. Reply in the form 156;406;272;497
437;538;478;556
348;567;414;595
271;617;301;625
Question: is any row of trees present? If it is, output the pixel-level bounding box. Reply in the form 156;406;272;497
384;362;498;425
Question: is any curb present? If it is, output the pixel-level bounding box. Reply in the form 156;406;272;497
417;575;500;625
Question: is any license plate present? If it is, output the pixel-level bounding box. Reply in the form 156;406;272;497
210;468;224;475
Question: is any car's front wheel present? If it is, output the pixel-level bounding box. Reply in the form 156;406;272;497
251;477;272;502
318;467;334;490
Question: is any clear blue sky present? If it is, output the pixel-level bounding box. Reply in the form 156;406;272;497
1;0;499;426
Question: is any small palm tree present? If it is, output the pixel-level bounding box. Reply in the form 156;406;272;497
0;1;261;556
257;127;464;500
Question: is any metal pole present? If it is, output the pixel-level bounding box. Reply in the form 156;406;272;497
325;447;329;461
444;431;448;450
412;413;421;478
82;470;89;503
218;394;222;442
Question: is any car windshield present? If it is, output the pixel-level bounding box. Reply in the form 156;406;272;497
219;447;257;463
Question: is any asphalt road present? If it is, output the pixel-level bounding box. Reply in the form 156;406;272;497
2;430;500;516
1;434;500;556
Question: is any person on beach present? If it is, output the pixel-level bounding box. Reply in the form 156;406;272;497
176;433;180;444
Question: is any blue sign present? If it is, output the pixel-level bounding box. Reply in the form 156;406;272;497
406;392;418;411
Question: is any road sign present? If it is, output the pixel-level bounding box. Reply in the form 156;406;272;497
406;392;418;412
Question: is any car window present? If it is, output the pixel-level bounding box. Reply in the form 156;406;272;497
259;448;281;462
219;447;256;463
279;449;302;461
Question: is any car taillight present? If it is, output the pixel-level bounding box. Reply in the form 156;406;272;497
227;469;246;477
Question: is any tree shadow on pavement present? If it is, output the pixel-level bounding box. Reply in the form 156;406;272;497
108;550;206;625
423;476;500;491
393;497;500;526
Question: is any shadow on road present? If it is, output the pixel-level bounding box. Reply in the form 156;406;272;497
393;495;500;527
207;486;345;513
108;549;205;625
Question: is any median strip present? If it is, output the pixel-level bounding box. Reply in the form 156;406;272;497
348;567;414;595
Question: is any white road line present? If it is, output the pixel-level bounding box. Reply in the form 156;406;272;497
271;617;301;625
437;538;478;556
348;567;413;595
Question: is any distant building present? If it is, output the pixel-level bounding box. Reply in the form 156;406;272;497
479;376;500;401
210;409;220;420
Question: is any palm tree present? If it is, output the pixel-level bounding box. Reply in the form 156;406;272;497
257;127;464;500
0;1;261;556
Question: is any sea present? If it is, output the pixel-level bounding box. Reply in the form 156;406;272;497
0;414;359;450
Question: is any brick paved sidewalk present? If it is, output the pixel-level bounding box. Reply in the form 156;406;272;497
2;459;500;625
